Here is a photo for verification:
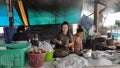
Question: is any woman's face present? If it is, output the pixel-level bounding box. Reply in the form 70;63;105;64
62;24;68;34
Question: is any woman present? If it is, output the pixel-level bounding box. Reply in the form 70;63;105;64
73;28;83;52
54;21;74;57
12;25;28;42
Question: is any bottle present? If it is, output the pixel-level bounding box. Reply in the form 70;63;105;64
34;34;39;47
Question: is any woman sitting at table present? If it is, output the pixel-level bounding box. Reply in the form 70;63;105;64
54;21;74;57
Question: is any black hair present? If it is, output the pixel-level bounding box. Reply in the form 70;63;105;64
17;25;25;32
76;25;83;33
78;25;82;29
77;25;83;33
61;21;69;27
77;28;83;33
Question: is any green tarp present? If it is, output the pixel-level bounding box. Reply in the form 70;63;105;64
0;0;83;26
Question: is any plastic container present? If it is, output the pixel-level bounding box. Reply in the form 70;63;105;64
45;51;54;62
0;43;29;68
83;49;92;58
27;52;46;67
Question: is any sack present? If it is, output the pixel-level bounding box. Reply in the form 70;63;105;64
54;49;69;58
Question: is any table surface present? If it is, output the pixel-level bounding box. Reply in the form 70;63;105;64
25;51;120;68
25;61;55;68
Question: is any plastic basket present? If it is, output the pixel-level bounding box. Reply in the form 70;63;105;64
27;52;46;67
45;51;54;62
0;43;29;68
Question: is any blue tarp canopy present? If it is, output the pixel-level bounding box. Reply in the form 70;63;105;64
0;0;23;26
0;0;83;26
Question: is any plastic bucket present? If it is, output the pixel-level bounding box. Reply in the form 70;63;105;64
45;51;54;62
27;52;46;67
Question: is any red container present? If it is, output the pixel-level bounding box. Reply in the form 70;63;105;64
27;52;46;67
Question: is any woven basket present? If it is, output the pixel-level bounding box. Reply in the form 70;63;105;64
27;52;46;67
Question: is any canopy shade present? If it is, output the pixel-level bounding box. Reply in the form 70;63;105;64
0;1;23;26
0;0;83;26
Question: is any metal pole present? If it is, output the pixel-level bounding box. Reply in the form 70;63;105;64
9;0;14;27
94;0;98;33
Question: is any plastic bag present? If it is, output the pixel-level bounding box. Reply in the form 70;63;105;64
53;54;88;68
39;41;53;52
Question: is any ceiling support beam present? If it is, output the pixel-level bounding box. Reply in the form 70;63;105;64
18;0;29;26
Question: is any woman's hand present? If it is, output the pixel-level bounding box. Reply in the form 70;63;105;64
58;40;62;45
65;43;70;47
65;41;74;48
54;39;62;45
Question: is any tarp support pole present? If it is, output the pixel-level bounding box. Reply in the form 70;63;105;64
6;0;14;27
94;0;98;32
18;0;29;26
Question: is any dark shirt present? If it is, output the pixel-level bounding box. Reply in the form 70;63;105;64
55;33;73;49
12;32;28;41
